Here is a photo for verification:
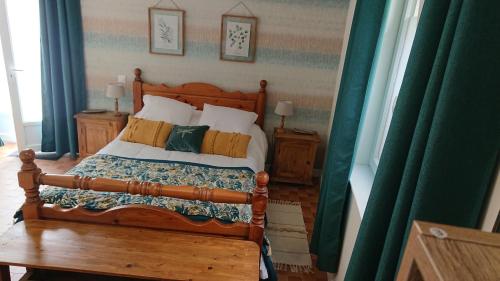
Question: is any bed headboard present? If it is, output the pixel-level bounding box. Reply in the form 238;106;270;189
132;68;268;128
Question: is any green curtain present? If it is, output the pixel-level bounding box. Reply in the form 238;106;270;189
38;0;86;160
345;0;500;280
310;0;388;272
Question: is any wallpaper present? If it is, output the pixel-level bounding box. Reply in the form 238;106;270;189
81;0;350;167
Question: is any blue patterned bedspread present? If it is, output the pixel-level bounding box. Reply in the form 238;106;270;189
40;154;256;223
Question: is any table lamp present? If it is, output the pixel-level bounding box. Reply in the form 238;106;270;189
106;83;125;116
274;101;294;132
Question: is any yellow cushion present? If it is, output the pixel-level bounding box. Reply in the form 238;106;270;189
201;130;251;158
154;122;174;147
201;130;218;154
121;116;173;147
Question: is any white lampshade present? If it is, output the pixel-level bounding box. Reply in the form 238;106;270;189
106;83;125;99
274;101;294;116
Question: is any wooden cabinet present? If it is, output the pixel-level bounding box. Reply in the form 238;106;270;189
75;112;128;158
271;128;320;185
397;221;500;281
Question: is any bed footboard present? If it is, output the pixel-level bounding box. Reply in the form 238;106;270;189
18;149;269;245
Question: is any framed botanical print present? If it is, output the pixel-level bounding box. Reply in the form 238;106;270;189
220;15;257;63
149;8;184;56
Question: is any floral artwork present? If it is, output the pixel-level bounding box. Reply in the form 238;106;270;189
159;20;174;43
226;22;251;56
149;8;184;56
221;15;257;62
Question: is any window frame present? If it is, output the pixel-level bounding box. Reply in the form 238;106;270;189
369;0;425;173
349;0;425;216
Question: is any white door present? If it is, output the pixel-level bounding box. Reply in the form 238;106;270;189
0;0;42;151
0;31;16;145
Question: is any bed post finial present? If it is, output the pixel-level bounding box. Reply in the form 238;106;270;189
249;171;269;246
259;80;267;92
20;149;37;172
134;68;143;82
18;149;42;220
133;68;144;113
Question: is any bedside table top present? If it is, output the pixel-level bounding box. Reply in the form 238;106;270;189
274;128;321;143
74;111;129;121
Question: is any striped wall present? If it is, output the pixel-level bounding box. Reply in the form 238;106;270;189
81;0;350;167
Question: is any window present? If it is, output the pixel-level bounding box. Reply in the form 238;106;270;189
349;0;424;215
371;0;423;170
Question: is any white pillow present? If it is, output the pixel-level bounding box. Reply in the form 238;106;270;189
189;110;202;125
198;104;258;134
135;95;193;125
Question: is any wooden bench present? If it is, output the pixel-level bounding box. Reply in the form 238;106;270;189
0;220;260;281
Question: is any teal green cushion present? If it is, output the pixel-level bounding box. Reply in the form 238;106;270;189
165;125;210;153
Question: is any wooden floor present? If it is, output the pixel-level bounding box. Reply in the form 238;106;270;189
0;143;17;158
0;154;326;281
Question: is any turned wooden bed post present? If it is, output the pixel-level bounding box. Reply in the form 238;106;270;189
133;68;144;113
18;149;42;220
249;171;269;245
256;80;267;128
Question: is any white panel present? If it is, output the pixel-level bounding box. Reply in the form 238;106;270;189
23;122;41;150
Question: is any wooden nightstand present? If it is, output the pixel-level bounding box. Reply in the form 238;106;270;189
75;112;129;158
271;128;320;185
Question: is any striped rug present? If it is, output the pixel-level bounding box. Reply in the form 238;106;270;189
266;200;312;273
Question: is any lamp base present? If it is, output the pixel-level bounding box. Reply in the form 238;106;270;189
114;98;121;116
276;115;286;133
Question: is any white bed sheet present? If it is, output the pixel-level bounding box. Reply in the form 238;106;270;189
97;123;268;173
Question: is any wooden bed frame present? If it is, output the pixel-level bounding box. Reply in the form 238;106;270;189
17;68;269;246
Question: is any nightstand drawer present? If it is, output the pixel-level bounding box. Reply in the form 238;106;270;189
274;140;313;179
75;112;129;158
77;120;115;156
271;128;320;185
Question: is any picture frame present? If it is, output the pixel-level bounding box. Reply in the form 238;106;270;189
149;8;185;56
220;15;257;63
